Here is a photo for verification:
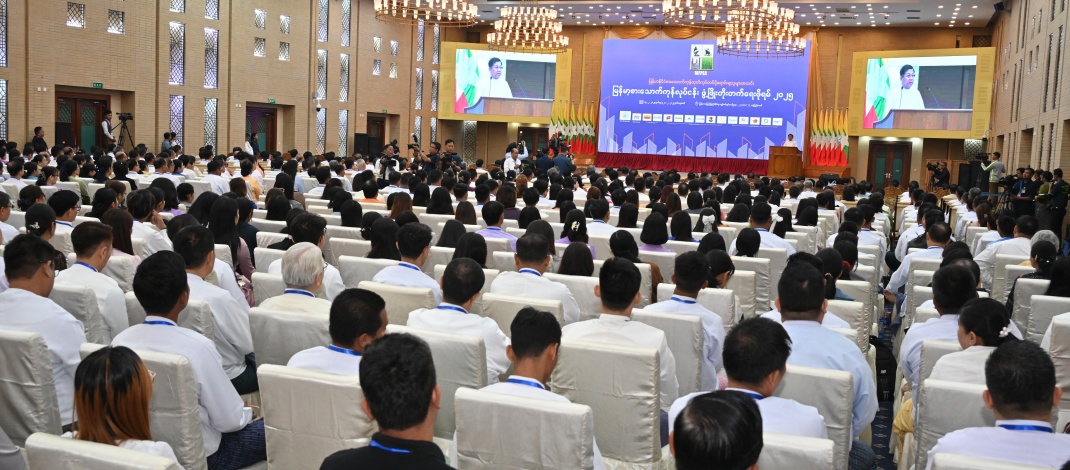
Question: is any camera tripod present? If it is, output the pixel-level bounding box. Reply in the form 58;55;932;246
115;119;134;150
994;187;1013;213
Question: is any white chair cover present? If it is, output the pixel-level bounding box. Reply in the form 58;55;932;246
454;387;596;470
249;307;329;366
857;245;882;277
992;254;1030;303
484;237;513;254
915;307;940;324
919;340;962;381
773;364;853;470
785;231;813;253
123;293;215;340
1049;315;1070;413
1008;278;1050;333
491;251;517;272
388;325;488;439
639;251;676;282
758;432;836;470
102;255;136;293
251;273;282;306
731;257;771;311
254;232;288;248
258;365;375;468
357;281;436;325
0;329;60;447
1001;265;1037;304
214;244;233;269
329;239;371;259
655;284;741;329
338;255;399;287
591;260;654;307
544;273;601;322
664;240;699;254
726;271;757;320
49;284;110;343
325;225;362;241
589;235;612;261
1030;295;1070;344
914;379;994;470
757;248;788;305
481;293;564;334
837;280;875;329
551;339;662;467
908;286;934;328
424;247;454;276
632;308;704;397
248;219;286;233
931;452;1049;470
827;299;869;354
25;432;182;470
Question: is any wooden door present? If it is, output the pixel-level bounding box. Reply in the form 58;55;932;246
56;93;109;153
367;115;386;140
517;126;549;153
869;141;910;189
246;107;277;153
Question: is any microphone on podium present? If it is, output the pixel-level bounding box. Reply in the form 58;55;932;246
512;78;531;98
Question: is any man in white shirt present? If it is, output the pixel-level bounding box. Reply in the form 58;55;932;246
669;317;826;439
585;199;619;237
474;202;518;251
266;213;345;300
306;167;331;198
449;308;606;469
886;64;926;110
201;160;230;195
0;192;18;243
777;260;877;469
644;252;725;392
797;180;817;199
112;252;265;467
287;287;387;376
127;190;173;257
727;202;795;256
478;57;514;99
489;234;582;324
55;222;128;341
885;222;951;320
173;225;257;395
669;391;764;469
101;110;115;144
0;234;86;427
5;160;28;190
827;206;887;255
407;258;511;382
149;157;184;186
781;133;799;149
974;216;1010;254
502;148;521;174
974;215;1037;291
761;251;852;329
259;242;333;315
47;190;79;254
925;341;1070;469
899;264;978;392
371;223;442;305
562;257;679;409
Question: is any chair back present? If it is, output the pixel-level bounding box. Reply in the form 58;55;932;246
258;365;376;468
588;235;612;261
591;259;654;307
784;231;813;253
123;292;215;339
992;254;1030;302
490;251;517;272
388;325;488;439
254;231;288;247
1031;295;1070;344
774;364;853;470
325;225;362;240
483;237;513;254
213;244;233;269
919;340;962;381
249;307;329;366
664;239;699;254
758;432;836;470
424;247;454;276
0;329;61;446
551;339;662;465
49;284;110;343
338;255;399;286
544;272;600;322
639;250;677;281
26;432;182;470
908;286;935;328
1001;265;1036;302
726;270;757;319
248;218;286;233
357;281;435;325
1050;315;1070;413
329;238;371;258
454;387;595;470
931;453;1050;470
632;308;704;396
481;293;564;335
655;284;740;329
826;299;869;354
916;307;940;324
1010;279;1052;333
251;272;282;306
102;255;136;292
757;248;788;302
836;280;874;331
732;257;771;310
914;379;994;470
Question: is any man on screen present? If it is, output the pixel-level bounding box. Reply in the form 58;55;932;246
479;57;514;99
886;64;926;110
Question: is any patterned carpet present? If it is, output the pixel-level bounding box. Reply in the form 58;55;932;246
872;313;898;470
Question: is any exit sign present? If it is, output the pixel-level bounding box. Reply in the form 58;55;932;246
268;98;276;104
92;82;103;89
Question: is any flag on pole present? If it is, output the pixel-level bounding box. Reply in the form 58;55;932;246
864;59;892;129
453;50;480;113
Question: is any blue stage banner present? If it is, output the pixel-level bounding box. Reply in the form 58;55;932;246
598;39;811;160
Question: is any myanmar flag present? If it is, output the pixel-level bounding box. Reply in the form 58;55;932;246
454;50;481;113
864;58;891;128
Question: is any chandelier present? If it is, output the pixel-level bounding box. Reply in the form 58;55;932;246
717;4;805;58
487;2;569;53
373;0;479;27
662;0;784;27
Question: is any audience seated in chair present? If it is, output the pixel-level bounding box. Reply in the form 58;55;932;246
320;333;451;469
266;212;345;300
728;202;795;256
259;242;332;315
761;252;851;329
55;221;128;341
287;288;387;376
112;251;266;469
371;222;442;305
489;233;582;324
475;201;518;251
670;390;764;470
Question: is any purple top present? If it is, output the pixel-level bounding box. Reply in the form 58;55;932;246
638;244;675;253
476;227;518;251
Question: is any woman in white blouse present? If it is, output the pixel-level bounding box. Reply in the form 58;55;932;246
68;346;181;466
929;297;1016;385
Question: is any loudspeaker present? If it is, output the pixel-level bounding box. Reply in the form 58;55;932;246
994;1;1006;12
368;137;383;156
54;122;73;148
353;133;370;156
958;161;982;189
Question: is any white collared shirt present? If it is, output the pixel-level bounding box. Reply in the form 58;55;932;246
407;303;511;382
828;229;887;255
130;220;173;257
259;291;333;316
761;309;851;329
372;262;442;305
925;420;1070;470
669;387;827;439
0;221;18;245
287;345;362;376
267;259;345;301
899;314;961;390
562;313;679;408
586;220;618;237
490;269;582;325
186;273;254;380
211;259;249;311
974;236;1032;291
894;223;926;261
0;288;85;425
113;317;253;455
643;295;725;391
727;228;796;256
201;173;230;195
781;320;877;439
55;262;128;341
886;246;944;294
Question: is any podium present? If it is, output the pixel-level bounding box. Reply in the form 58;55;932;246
480;97;554;118
874;109;972;131
768;146;802;178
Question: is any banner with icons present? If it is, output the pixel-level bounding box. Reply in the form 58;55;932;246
598;39;810;160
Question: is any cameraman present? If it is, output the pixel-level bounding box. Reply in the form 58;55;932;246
378;144;405;178
425;141;442;173
409;142;430;172
931;161;950;189
101;110;116;147
439;139;463;172
1011;167;1041;216
981;151;1005;199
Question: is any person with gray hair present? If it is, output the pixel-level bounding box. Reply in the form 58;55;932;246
799;180;816;199
0;191;16;244
1031;229;1060;249
259;242;333;315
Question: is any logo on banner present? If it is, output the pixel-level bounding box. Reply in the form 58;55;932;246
727;116;739;124
761;117;772;125
750;117;761;125
690;44;714;71
772;117;784;126
619;110;632;121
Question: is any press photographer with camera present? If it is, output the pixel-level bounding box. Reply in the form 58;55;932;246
102;110;116;146
981;152;1005;198
926;161;950;189
1011;167;1042;217
439;139;463;172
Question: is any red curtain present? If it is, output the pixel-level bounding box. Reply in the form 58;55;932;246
595;153;769;174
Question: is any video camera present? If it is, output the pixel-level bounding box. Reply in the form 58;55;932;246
118;113;133;121
925;162;940;172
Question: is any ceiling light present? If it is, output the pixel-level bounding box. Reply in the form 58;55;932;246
374;0;478;26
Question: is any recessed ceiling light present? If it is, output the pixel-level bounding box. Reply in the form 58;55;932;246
972;5;977;7
806;21;811;24
968;14;973;17
938;5;944;8
965;22;970;25
935;22;940;25
937;14;942;17
834;21;839;24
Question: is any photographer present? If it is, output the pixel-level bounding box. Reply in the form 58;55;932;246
409;142;430;172
439;139;463;173
1011;167;1042;217
426;141;442;172
101;110;116;147
377;144;405;178
929;161;950;189
981;152;1005;198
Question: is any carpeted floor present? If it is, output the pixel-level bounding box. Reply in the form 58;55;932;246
872;313;898;470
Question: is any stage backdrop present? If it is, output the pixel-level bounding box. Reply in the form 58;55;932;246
596;39;811;173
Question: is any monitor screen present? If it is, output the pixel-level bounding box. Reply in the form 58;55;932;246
863;55;977;131
452;49;557;118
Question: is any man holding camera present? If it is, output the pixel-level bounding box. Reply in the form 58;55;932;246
439;139;463;172
931;162;950;189
102;110;116;147
981;152;1005;199
1012;167;1042;217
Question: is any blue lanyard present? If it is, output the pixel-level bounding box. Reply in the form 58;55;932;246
484;227;502;232
998;424;1053;433
369;439;412;454
671;296;697;304
592;220;606;224
284;289;315;297
506;377;545;390
398;262;420;271
519;268;541;277
327;344;362;357
143;320;175;326
74;261;98;272
740;391;765;400
756;228;768;232
437;304;468;314
56;221;73;227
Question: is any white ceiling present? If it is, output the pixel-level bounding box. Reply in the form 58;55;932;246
470;0;998;28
